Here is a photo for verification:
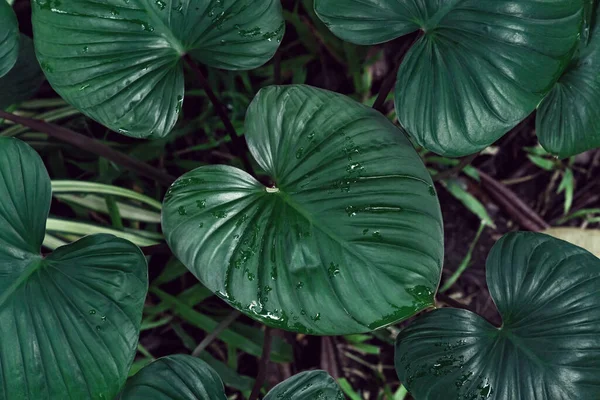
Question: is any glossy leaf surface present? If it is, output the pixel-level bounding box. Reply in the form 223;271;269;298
0;138;148;400
0;0;19;78
163;85;443;335
537;4;600;157
121;355;227;400
395;232;600;400
264;370;344;400
31;0;284;138
0;35;45;109
315;0;583;157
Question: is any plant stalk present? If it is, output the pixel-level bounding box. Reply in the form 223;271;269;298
183;55;254;173
0;110;176;186
249;326;273;400
372;30;424;114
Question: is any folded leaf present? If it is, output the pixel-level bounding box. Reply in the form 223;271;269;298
162;85;443;335
0;138;148;400
31;0;285;138
395;232;600;400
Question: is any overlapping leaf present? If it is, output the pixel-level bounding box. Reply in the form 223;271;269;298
395;232;600;400
31;0;284;138
162;84;443;335
0;0;19;78
0;138;148;400
537;3;600;157
315;0;584;157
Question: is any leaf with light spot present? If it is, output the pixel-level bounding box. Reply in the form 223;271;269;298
395;232;600;400
162;84;443;335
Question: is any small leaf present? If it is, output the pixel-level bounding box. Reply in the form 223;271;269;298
0;0;19;77
395;232;600;400
0;138;148;400
162;85;443;335
31;0;285;139
120;355;227;399
537;3;600;157
264;370;344;400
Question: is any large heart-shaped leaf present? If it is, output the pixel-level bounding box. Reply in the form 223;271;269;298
537;4;600;157
394;232;600;400
121;355;342;400
0;0;19;78
31;0;285;139
120;355;227;399
264;370;344;400
0;35;45;109
0;137;148;399
162;84;443;335
315;0;583;157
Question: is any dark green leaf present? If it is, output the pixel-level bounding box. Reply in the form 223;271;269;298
0;137;148;400
0;0;19;77
395;232;600;400
162;85;443;335
315;0;583;157
264;370;344;400
31;0;285;139
537;4;600;157
0;35;45;110
120;355;227;399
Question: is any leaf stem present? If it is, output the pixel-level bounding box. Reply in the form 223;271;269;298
183;55;254;173
433;153;478;182
249;326;273;400
372;30;424;114
191;310;242;357
0;110;176;186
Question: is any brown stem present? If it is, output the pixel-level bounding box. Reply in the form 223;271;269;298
183;55;253;173
249;327;273;400
274;51;282;85
372;30;424;114
192;310;242;357
0;110;176;186
477;170;549;232
433;153;479;182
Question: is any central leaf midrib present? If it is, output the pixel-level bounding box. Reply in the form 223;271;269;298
275;190;409;275
134;0;186;56
0;256;44;309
